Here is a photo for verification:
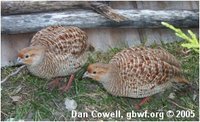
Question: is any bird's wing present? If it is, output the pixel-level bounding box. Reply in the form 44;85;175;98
110;47;182;87
128;47;181;68
147;47;181;68
31;26;88;56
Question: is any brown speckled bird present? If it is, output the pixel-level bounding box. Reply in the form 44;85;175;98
17;26;92;92
83;47;188;108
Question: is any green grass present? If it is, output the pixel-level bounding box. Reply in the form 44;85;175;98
1;41;199;121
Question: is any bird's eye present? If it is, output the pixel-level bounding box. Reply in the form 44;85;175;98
25;55;29;58
93;71;96;74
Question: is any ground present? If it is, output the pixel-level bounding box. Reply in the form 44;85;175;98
1;41;199;121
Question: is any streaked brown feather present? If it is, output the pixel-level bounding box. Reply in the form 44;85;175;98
19;26;91;79
31;26;88;56
96;47;188;98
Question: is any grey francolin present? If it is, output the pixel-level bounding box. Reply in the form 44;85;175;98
83;47;188;108
17;26;92;92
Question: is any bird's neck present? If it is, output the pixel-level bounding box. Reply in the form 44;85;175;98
29;53;46;69
101;64;121;96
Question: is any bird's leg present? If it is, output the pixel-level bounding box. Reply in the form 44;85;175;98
47;77;63;90
59;74;75;93
135;97;150;109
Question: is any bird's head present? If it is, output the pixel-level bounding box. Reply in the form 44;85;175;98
82;63;112;83
17;46;45;66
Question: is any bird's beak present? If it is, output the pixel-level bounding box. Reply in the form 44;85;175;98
82;71;89;79
16;57;23;64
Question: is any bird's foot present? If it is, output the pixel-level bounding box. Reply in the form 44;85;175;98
47;78;63;91
59;74;74;93
135;97;150;109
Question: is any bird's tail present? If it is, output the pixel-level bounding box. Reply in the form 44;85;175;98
88;2;128;22
86;44;95;52
175;76;189;84
173;75;198;93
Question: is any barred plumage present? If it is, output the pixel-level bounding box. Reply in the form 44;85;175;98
17;26;91;80
83;47;188;98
